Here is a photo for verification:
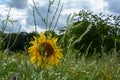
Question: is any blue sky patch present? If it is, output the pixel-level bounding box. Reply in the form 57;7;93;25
0;0;6;4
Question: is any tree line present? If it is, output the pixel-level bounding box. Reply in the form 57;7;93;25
0;31;38;51
58;10;120;56
1;11;120;56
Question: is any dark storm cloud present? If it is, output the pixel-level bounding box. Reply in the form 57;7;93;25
107;0;120;14
7;0;27;9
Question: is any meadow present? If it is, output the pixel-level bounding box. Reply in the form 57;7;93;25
0;49;120;80
0;0;120;80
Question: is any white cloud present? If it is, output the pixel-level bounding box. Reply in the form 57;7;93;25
22;25;45;33
62;8;80;15
10;8;26;20
61;0;109;14
107;0;120;14
0;4;27;32
89;0;108;12
0;4;26;21
0;0;119;33
28;0;48;7
7;0;27;9
0;5;9;19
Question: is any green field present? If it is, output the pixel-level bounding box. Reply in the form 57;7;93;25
1;0;120;80
0;49;120;80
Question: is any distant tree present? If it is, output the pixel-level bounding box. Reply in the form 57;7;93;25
60;10;120;56
2;31;39;52
44;30;57;38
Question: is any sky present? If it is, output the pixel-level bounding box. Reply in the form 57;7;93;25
0;0;120;33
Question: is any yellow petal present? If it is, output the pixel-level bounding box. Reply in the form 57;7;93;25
52;37;58;44
28;32;63;69
36;55;42;66
30;56;36;63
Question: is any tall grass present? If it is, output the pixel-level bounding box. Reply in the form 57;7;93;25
0;49;120;80
0;8;21;51
0;0;120;80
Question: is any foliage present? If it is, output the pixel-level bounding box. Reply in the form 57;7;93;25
0;8;20;51
59;10;120;56
0;50;120;80
1;0;120;79
2;32;39;51
2;30;58;52
33;0;63;31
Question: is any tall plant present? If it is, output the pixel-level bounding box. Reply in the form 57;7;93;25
0;8;20;51
59;10;120;56
33;0;63;34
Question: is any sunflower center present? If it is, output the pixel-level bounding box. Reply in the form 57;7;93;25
40;42;54;57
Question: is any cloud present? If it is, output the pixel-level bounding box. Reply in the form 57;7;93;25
89;0;108;12
0;5;27;32
7;0;28;9
0;5;9;19
62;0;90;10
0;0;119;33
26;0;64;30
62;0;108;14
26;5;48;28
21;25;45;33
106;0;120;14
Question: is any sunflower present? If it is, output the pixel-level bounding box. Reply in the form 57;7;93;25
28;32;63;69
